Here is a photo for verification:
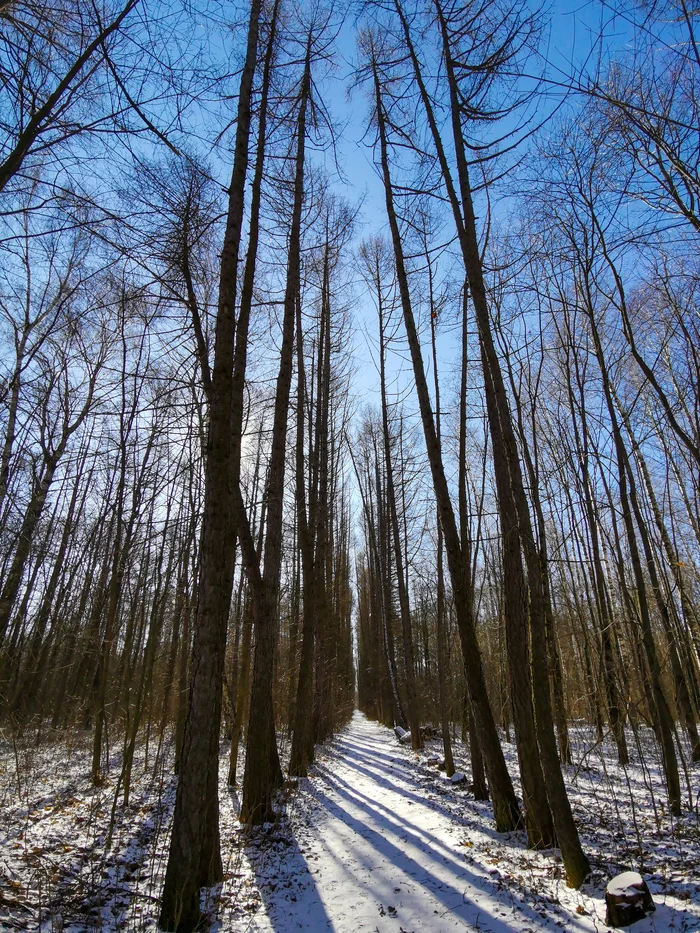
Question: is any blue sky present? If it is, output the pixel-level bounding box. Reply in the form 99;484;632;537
305;0;626;413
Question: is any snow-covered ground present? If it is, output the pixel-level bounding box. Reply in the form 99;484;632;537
1;711;698;931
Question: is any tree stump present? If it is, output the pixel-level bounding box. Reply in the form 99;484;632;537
605;872;655;927
394;726;412;745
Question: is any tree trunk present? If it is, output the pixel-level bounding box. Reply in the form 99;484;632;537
372;54;520;833
159;2;262;926
377;256;422;750
240;36;312;825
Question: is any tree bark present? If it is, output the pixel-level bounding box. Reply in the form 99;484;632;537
372;53;520;833
159;2;262;926
240;35;312;825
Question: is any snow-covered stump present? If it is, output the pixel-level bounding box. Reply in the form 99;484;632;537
605;872;655;927
393;726;412;745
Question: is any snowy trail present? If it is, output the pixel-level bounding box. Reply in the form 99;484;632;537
270;718;506;932
229;711;699;932
232;712;592;933
2;712;697;931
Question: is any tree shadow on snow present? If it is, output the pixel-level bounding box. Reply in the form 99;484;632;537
306;728;699;933
325;737;509;846
303;771;591;933
237;819;334;932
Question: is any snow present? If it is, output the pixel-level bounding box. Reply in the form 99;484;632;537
606;871;646;898
1;711;699;932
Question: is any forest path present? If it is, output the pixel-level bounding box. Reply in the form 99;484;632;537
231;711;586;933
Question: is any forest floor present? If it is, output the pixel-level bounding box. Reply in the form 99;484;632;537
0;711;699;932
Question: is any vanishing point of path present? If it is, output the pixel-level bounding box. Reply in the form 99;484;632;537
232;711;596;933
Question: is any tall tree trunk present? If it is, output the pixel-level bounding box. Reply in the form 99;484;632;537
240;36;312;825
312;241;333;746
289;290;317;774
618;399;700;761
372;54;520;834
159;2;262;926
556;302;630;762
584;296;681;816
229;463;267;786
457;286;488;799
426;254;454;775
429;2;588;880
377;258;422;750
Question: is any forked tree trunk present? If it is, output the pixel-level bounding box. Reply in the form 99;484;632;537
159;3;262;927
432;2;588;880
372;56;520;833
240;36;312;825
